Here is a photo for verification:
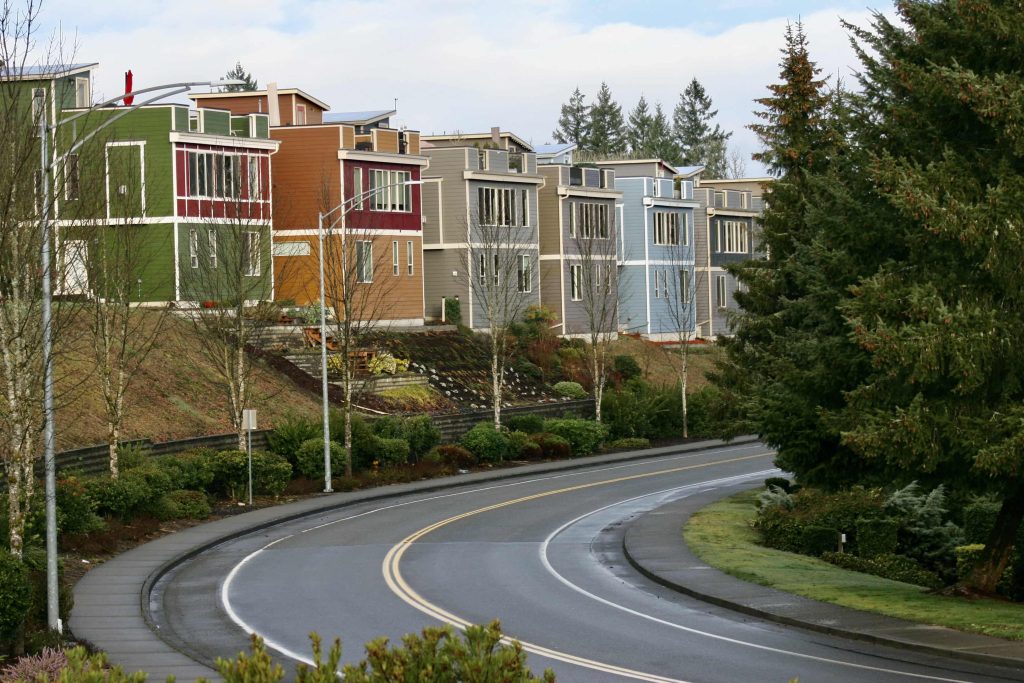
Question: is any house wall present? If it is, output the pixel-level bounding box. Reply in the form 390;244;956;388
194;93;324;126
343;160;422;232
422;148;469;245
423;248;466;321
177;221;272;303
270;126;342;230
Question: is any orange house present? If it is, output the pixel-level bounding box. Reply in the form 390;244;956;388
189;88;428;326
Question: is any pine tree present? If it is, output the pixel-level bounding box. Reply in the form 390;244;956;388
672;78;731;176
587;82;626;156
223;62;258;92
649;103;677;163
625;95;653;156
552;87;590;148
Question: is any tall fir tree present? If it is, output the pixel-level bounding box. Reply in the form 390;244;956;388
224;62;257;92
672;78;731;176
587;82;627;155
552;87;590;148
625;95;653;156
649;103;678;163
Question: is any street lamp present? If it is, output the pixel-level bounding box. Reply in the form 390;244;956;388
38;76;244;633
317;179;422;492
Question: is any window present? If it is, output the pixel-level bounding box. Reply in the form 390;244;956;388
356;241;373;283
517;254;532;293
247;156;261;199
570;264;582;301
478;253;487;287
407;241;414;275
392;241;399;276
208;230;218;269
478;187;516;226
75;77;90;108
571;202;610;239
717;220;749;254
32;88;45;135
64;154;79;201
243;232;261;276
493;254;500;288
222;154;240;199
188;152;215;198
654;212;679;245
371;169;412;211
521;190;529;227
295;104;307;125
189;229;199;269
679;269;690;303
654;270;668;299
716;275;728;308
352;169;364;209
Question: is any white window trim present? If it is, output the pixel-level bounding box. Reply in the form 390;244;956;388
189;229;199;269
392;240;399;276
406;240;414;276
208;229;218;269
716;275;728;308
244;231;261;277
518;254;532;293
570;264;582;301
357;240;373;283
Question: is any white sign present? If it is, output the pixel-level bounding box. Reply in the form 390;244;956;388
243;409;257;430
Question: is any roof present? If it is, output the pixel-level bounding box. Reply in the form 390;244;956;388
536;142;576;155
323;109;395;125
189;88;330;112
591;158;679;175
422;131;534;152
674;165;705;178
1;62;96;80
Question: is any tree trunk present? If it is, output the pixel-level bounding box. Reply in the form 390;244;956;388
592;351;603;422
492;343;502;429
680;343;689;439
344;363;354;478
968;483;1024;593
108;422;119;479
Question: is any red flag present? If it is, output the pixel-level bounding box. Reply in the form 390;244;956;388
123;70;134;106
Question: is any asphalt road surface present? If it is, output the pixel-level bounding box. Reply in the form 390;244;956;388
153;443;1023;682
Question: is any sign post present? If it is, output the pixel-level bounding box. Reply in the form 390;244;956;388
243;409;257;505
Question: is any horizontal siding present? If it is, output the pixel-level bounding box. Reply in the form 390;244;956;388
423;248;466;320
270;126;341;231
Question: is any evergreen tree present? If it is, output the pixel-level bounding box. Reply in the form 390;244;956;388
649;103;677;163
552;87;590;148
672;78;731;176
223;62;257;92
587;82;626;155
625;95;653;156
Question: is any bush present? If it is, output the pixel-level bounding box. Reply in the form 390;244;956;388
504;431;542;460
428;444;476;469
764;477;793;494
377;438;410;468
530;433;572;459
612;355;641;381
404;416;440;460
601;379;682;441
372;416;405;440
542;418;607;456
155;448;216;491
0;647;68;682
165;490;212;520
267;414;320;463
552;381;587;399
460;423;509;464
443;297;462;326
85;470;157;522
147;495;183;521
209;450;292;499
962;501;1000;545
296;438;346;480
503;414;545;435
822;552;944;589
513;358;542;381
955;544;986;583
855;518;898;558
116;442;152;470
34;647;149;683
606;437;650;451
800;525;839;556
56;477;104;535
330;414;385;472
884;482;964;582
754;505;804;552
0;551;30;646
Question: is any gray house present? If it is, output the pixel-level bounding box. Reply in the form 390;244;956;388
420;130;544;328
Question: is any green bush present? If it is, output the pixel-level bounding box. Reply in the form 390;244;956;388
542;418;607;456
403;416;440;459
116;442;152;470
503;414;545;434
800;525;839;556
504;431;542;460
0;551;30;646
331;414;386;472
156;448;216;491
444;297;462;326
955;544;986;582
855;517;899;558
267;414;320;463
147;495;183;521
37;647;149;683
552;381;588;399
209;450;292;499
296;438;345;480
884;482;964;582
85;471;156;522
530;433;572;459
822;552;944;589
764;477;793;494
427;444;476;469
601;379;682;441
460;423;509;464
606;437;651;450
378;438;410;468
372;416;405;440
20;549;72;647
165;490;212;520
754;505;804;552
962;501;1000;545
56;476;104;535
513;357;543;381
612;354;641;381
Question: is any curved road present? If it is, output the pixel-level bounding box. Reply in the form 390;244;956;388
154;443;1019;682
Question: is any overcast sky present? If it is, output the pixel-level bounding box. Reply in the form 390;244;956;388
41;0;894;175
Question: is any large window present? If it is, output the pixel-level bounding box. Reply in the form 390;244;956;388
356;241;373;283
247;156;261;199
187;152;254;199
716;275;728;308
479;187;529;227
718;219;749;254
570;264;582;301
243;232;261;277
653;212;679;246
371;169;412;212
477;253;500;288
570;202;610;239
517;254;532;293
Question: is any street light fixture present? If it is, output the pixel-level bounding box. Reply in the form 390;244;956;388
317;179;423;492
38;76;244;633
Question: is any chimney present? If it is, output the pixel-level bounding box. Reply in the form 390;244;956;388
266;82;281;127
490;126;501;147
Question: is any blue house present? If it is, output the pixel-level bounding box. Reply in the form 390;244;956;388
594;160;699;341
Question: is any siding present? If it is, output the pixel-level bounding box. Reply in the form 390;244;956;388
537;167;562;256
423;248;466;320
540;259;564;326
270;126;341;231
61;223;176;302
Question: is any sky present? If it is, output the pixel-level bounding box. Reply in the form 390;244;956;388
39;0;895;175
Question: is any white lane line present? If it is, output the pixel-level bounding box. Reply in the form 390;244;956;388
538;481;977;683
219;444;767;666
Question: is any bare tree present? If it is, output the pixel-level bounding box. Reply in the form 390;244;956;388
663;236;703;438
726;145;748;180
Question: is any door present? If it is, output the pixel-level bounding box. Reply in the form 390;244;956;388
62;240;89;296
106;143;145;220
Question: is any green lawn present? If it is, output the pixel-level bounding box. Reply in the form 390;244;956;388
684;491;1024;640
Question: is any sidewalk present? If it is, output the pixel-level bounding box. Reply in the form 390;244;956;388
622;487;1024;672
69;436;757;681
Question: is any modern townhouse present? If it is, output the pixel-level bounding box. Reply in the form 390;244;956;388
9;63;280;304
592;160;700;342
190;88;428;325
419;130;544;328
692;176;769;338
536;163;622;337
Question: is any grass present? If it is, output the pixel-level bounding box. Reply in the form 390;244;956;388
374;384;451;412
685;491;1024;640
608;336;723;390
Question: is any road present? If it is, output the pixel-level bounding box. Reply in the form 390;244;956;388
153;443;1021;682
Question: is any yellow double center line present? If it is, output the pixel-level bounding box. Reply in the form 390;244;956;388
382;452;770;682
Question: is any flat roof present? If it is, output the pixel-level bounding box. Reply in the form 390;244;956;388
324;109;395;125
422;130;533;152
189;88;330;112
1;62;96;80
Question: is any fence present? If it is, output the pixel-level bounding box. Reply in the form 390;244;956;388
430;398;595;442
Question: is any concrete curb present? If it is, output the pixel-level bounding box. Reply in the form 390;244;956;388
71;435;758;680
622;489;1024;673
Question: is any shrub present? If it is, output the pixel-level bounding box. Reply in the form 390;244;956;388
503;414;545;435
460;423;509;464
443;297;462;326
267;414;320;462
34;647;149;683
855;518;899;558
165;490;212;520
296;439;345;481
372;416;404;440
116;442;152;470
513;358;543;381
530;433;572;460
601;379;682;441
757;486;794;512
822;552;945;589
85;470;156;522
800;525;839;556
612;355;641;381
504;431;542;460
764;477;793;494
56;476;104;535
331;414;385;472
955;544;986;583
378;438;410;468
606;437;650;451
884;482;964;581
0;552;30;646
0;647;68;683
542;418;607;456
20;549;72;646
428;444;476;469
147;495;182;521
404;416;440;460
156;448;216;491
552;381;587;399
962;501;1000;545
209;450;292;499
753;505;803;552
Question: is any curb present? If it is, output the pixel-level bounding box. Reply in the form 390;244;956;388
622;491;1024;672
